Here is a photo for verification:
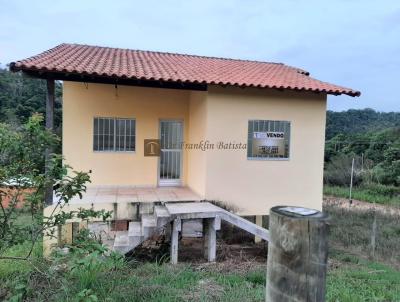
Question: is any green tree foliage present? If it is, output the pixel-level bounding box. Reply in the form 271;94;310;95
326;108;400;140
325;110;400;187
0;68;62;135
0;114;111;259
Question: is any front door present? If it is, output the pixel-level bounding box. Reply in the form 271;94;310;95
159;120;183;186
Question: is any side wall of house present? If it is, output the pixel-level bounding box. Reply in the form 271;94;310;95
204;86;327;215
63;82;190;186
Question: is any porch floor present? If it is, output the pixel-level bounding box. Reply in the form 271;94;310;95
54;186;202;205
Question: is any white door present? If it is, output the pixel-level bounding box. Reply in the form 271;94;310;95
159;120;183;186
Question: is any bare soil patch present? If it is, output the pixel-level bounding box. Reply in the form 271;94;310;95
130;236;267;274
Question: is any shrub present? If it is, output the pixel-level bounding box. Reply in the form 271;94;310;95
359;183;400;198
324;154;362;186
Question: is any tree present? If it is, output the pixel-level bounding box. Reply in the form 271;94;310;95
325;109;400;140
0;68;62;135
0;114;111;262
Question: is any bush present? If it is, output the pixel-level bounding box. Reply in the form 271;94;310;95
324;154;362;186
359;183;400;198
372;160;400;186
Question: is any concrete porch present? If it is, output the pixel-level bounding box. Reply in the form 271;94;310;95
54;185;202;205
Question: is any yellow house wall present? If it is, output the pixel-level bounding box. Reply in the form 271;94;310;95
186;91;208;197
203;86;327;215
63;82;190;186
63;82;327;215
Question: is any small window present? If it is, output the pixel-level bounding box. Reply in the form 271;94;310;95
93;117;135;152
247;120;290;159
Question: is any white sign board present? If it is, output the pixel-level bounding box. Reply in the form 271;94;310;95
252;131;285;156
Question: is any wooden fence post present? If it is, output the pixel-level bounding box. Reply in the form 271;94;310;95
44;78;55;206
266;206;328;302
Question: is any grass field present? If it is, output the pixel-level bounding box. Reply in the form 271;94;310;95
1;200;400;301
327;251;400;302
1;246;398;301
324;185;400;205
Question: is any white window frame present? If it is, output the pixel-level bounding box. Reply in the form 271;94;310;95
247;119;291;161
93;117;136;153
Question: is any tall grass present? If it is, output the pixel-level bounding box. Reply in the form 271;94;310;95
0;213;42;278
0;242;42;277
1;206;399;301
324;202;400;266
324;185;400;205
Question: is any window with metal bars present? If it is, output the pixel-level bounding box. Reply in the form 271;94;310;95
93;117;135;152
248;120;290;160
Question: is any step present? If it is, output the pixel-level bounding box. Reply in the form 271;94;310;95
128;221;142;237
154;205;170;218
141;214;157;239
113;231;129;246
142;214;157;227
128;235;144;249
113;231;132;254
113;244;133;254
128;221;144;249
154;205;171;228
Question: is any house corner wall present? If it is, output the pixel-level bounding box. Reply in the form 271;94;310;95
186;90;208;198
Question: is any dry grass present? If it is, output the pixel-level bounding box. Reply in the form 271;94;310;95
324;197;400;268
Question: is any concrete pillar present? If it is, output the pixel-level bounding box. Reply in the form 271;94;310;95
255;215;263;243
203;216;221;262
170;217;181;264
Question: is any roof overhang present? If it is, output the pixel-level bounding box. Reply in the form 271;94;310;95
9;43;361;97
10;64;208;91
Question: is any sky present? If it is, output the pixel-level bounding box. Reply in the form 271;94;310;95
0;0;399;112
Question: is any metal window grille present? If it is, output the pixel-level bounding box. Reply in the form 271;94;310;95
247;120;291;159
93;117;135;152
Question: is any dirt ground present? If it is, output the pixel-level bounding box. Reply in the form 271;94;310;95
130;235;268;274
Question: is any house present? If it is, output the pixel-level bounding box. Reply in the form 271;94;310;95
10;43;360;225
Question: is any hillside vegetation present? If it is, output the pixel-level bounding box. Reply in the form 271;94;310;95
326;109;399;140
0;68;62;134
324;109;399;203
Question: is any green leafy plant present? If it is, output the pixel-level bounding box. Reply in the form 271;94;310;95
0;114;111;263
76;289;98;302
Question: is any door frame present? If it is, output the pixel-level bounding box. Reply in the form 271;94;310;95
157;119;184;187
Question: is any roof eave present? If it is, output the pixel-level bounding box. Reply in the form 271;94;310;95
10;63;361;97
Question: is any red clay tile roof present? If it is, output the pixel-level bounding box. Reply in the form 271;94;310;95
10;43;360;96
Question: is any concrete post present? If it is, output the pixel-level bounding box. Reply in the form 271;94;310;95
255;215;263;243
170;217;181;264
203;216;221;262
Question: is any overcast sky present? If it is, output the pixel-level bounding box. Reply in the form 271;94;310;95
0;0;399;112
